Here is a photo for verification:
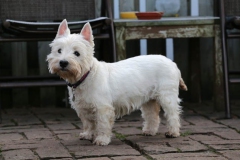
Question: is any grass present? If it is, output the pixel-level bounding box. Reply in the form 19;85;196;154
144;155;155;160
114;132;126;140
136;127;142;130
180;131;192;137
177;148;182;153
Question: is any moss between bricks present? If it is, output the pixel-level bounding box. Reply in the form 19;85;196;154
11;119;18;126
136;127;142;130
180;131;192;137
144;154;154;160
207;145;218;154
177;148;182;153
114;132;126;140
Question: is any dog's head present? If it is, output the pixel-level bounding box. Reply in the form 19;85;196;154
46;19;94;83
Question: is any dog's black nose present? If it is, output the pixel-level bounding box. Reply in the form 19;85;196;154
59;60;69;68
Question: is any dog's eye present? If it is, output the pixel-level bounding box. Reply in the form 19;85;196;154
58;49;61;54
74;51;80;57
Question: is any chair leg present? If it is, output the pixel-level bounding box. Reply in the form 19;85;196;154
222;38;231;118
224;85;231;119
109;22;117;62
0;92;2;124
104;0;116;62
224;69;231;118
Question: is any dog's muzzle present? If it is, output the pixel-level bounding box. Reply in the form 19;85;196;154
59;60;69;69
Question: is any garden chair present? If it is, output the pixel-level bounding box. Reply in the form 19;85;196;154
0;0;116;123
219;0;240;118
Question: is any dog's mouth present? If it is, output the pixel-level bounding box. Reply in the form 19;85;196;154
60;68;68;71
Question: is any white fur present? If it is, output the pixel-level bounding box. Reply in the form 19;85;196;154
47;19;187;146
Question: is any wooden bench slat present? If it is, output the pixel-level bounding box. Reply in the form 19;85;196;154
0;81;66;88
229;78;240;83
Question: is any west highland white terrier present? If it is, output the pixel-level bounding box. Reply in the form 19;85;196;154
47;19;187;146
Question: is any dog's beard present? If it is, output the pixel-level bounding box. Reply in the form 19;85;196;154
48;58;82;83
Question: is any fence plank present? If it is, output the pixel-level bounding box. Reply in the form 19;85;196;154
0;43;12;107
38;42;56;107
11;42;28;107
27;42;41;107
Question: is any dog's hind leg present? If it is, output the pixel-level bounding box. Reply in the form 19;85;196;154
76;107;96;141
141;100;160;136
94;106;115;146
157;91;182;138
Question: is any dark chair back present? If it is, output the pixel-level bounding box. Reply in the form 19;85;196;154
0;0;116;123
0;0;95;21
0;0;116;58
219;0;240;118
224;0;240;16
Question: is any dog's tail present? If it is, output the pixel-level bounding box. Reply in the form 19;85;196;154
179;78;188;91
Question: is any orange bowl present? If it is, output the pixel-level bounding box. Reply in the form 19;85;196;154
135;12;164;20
120;12;138;19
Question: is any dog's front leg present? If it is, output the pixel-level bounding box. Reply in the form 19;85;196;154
93;106;115;146
76;107;96;141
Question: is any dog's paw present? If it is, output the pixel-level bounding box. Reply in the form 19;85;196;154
93;135;110;146
142;130;156;136
165;132;179;138
79;132;93;140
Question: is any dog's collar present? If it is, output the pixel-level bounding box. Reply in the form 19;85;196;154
67;70;90;89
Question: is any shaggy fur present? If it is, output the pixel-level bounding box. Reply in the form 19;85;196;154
47;19;187;146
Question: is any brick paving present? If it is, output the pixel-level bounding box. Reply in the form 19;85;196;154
0;102;240;160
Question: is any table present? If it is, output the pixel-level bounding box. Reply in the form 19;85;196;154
114;17;224;110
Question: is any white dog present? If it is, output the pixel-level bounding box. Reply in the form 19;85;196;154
47;19;187;146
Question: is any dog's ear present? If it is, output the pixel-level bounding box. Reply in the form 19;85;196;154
80;22;94;45
56;19;70;38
